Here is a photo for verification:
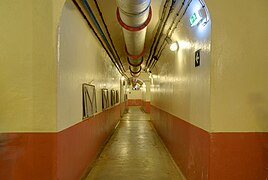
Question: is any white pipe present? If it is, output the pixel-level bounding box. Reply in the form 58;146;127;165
117;0;151;76
130;66;141;73
123;30;146;55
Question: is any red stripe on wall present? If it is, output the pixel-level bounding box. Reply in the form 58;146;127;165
151;105;268;180
151;105;210;179
0;104;121;180
57;104;120;180
0;133;57;180
128;99;142;106
142;101;150;113
210;132;268;180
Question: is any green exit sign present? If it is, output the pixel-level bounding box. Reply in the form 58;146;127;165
189;11;202;27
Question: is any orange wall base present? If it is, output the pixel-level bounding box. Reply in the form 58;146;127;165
210;132;268;179
0;104;121;180
57;105;120;180
142;101;150;113
151;105;268;180
0;133;57;180
151;105;210;179
128;99;142;106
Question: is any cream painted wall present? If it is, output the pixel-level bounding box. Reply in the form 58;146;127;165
140;73;151;102
128;89;142;100
57;0;121;131
152;0;268;132
135;72;151;102
206;0;268;132
142;83;151;102
0;1;57;132
141;83;150;102
151;0;211;131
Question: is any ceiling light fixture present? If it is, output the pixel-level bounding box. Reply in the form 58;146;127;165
170;42;179;51
166;37;179;52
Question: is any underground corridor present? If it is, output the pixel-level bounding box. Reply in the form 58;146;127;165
0;0;267;179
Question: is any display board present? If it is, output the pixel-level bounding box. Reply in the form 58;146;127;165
82;83;97;119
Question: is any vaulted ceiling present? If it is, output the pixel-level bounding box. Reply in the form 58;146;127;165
82;0;163;67
73;0;186;76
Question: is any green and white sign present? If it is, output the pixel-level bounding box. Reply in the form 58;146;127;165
189;11;202;27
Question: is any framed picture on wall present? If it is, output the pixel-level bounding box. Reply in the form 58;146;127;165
111;89;116;106
116;90;119;103
82;83;97;119
102;89;109;110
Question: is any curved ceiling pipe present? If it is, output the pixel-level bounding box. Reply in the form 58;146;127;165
116;0;152;77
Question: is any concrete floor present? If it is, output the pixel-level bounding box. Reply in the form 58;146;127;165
85;106;184;180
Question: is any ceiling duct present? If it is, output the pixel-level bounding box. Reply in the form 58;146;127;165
116;0;152;77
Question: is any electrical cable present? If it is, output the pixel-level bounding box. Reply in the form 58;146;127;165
150;0;185;68
147;0;176;68
93;0;126;72
72;0;125;76
150;57;158;70
145;0;171;67
147;0;177;69
167;0;186;37
169;0;193;36
81;0;125;73
156;42;167;59
198;0;205;7
150;0;193;70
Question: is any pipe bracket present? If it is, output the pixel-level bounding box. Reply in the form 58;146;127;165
125;45;145;59
117;7;152;32
129;66;142;74
128;57;143;67
131;72;140;77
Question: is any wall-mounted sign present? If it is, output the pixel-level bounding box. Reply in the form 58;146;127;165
82;84;97;119
190;8;207;27
195;49;201;67
190;11;202;27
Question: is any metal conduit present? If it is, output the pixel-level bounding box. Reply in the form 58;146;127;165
73;0;127;77
81;0;125;74
117;0;152;77
147;0;177;69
